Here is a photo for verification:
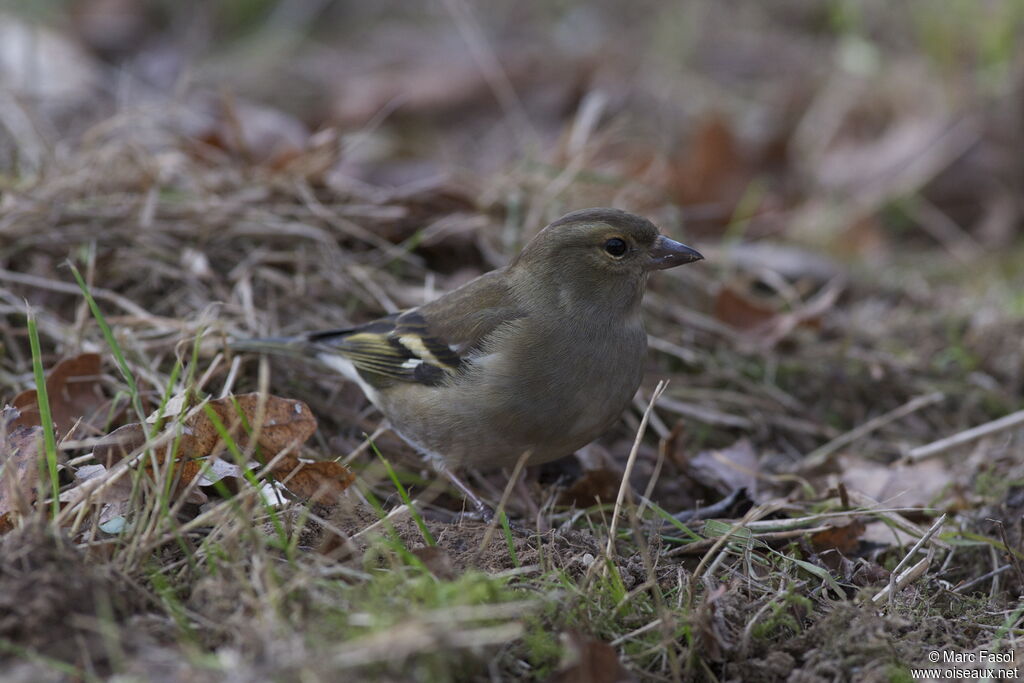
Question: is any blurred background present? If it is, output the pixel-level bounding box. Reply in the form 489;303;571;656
3;0;1022;248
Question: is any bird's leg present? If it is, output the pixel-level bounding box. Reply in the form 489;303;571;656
429;458;532;534
438;466;496;523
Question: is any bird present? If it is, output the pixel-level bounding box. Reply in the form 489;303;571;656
231;208;703;517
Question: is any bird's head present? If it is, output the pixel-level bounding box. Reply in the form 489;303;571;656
510;208;703;319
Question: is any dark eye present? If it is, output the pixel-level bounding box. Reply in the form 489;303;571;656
604;238;627;257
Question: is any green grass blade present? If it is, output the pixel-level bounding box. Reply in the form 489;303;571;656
200;403;287;544
374;446;436;547
67;261;147;426
499;511;519;568
26;309;60;516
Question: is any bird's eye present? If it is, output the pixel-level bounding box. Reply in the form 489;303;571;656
604;238;627;257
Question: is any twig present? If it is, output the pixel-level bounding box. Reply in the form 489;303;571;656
669;524;834;557
953;564;1011;594
0;266;156;320
907;409;1024;462
874;512;946;605
871;552;934;605
794;391;944;473
686;504;767;605
477;449;531;556
350;504;412;543
605;380;667;562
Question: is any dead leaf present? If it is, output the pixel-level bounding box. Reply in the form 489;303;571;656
558;468;621;507
12;353;110;438
105;394;317;466
65;463;133;505
713;275;840;348
198;94;312;168
189;394;317;460
684;439;761;498
270;455;354;505
91;422;202;497
673;113;749;212
197;459;243;487
81;393;326;509
838;454;956;510
227;394;317;455
0;407;44;519
810;517;867;555
713;284;778;332
93;423;147;467
547;632;636;683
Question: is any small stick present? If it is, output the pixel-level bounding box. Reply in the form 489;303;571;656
351;504;412;542
907;408;1024;462
952;564;1011;594
605;381;667;562
668;524;834;557
872;552;934;604
219;354;243;398
794;392;944;473
686;504;765;606
0;266;155;320
874;512;946;606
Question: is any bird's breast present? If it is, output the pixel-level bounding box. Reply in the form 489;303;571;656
461;320;646;461
376;319;648;469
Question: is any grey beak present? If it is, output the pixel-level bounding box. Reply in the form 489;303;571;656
647;235;704;270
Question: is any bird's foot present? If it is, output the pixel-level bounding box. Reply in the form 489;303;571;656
435;464;532;534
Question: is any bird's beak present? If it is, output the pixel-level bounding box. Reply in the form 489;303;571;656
647;235;704;270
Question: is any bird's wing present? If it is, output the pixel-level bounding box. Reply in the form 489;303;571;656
311;269;524;387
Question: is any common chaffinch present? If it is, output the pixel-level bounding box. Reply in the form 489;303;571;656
233;208;703;513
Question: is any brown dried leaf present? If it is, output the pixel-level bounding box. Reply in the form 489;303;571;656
810;517;867;555
86;394;318;508
196;394;317;460
11;353;109;438
93;423;147;467
1;408;44;518
199;95;311;167
839;454;956;510
174;462;206;499
270;455;354;505
713;285;778;332
90;422;203;498
107;394;316;464
685;439;760;498
557;468;621;507
66;464;133;505
672;113;750;213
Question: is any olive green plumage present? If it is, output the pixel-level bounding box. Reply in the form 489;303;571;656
232;207;703;470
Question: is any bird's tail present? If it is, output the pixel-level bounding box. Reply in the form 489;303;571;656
227;335;318;359
229;327;354;358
